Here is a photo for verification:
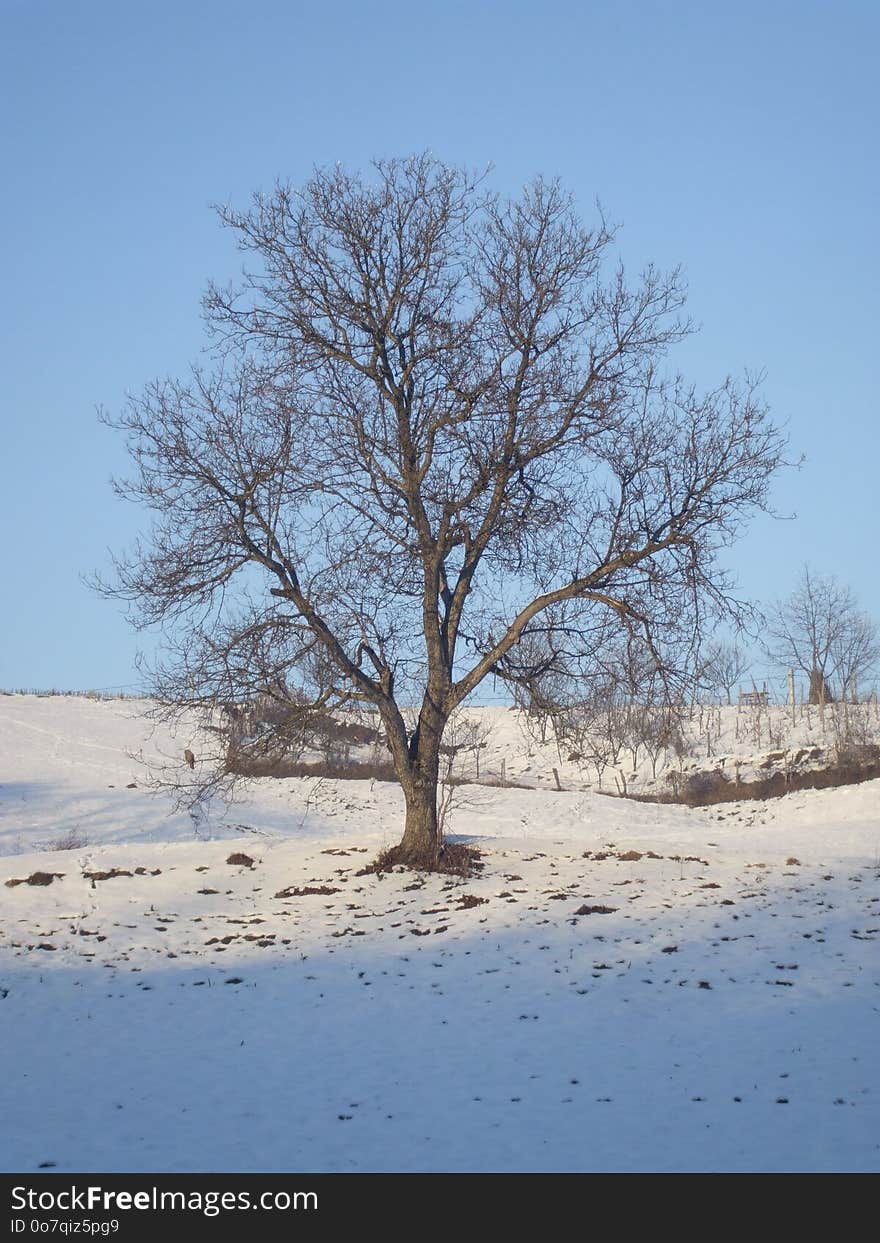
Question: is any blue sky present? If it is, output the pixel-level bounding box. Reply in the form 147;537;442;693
1;0;877;692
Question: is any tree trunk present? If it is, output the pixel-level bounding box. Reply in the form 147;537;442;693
376;688;448;869
808;668;834;705
397;775;442;867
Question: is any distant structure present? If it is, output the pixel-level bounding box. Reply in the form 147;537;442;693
738;684;768;707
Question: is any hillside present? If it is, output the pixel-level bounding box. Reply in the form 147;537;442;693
1;694;878;1173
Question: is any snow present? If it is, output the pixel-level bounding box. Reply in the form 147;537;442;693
1;694;878;1172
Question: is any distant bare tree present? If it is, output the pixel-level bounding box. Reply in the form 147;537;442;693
766;567;879;704
699;639;750;704
830;610;880;702
98;154;785;869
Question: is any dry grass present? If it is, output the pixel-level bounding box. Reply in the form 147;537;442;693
226;755;399;782
623;744;880;807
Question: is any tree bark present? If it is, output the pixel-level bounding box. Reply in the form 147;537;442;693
809;668;834;705
398;775;442;867
387;691;447;868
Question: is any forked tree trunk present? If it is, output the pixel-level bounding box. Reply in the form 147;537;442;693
388;700;446;869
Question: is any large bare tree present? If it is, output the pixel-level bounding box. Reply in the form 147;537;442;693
766;566;879;703
100;155;785;868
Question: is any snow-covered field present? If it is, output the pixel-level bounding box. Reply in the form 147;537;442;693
1;695;878;1172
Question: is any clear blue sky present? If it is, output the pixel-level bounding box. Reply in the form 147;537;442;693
1;0;877;691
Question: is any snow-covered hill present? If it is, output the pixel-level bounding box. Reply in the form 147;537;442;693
1;695;878;1172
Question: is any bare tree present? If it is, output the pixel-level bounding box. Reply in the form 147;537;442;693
765;567;879;704
830;609;880;702
436;708;494;838
98;155;785;870
561;686;627;790
552;630;691;786
699;639;751;704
